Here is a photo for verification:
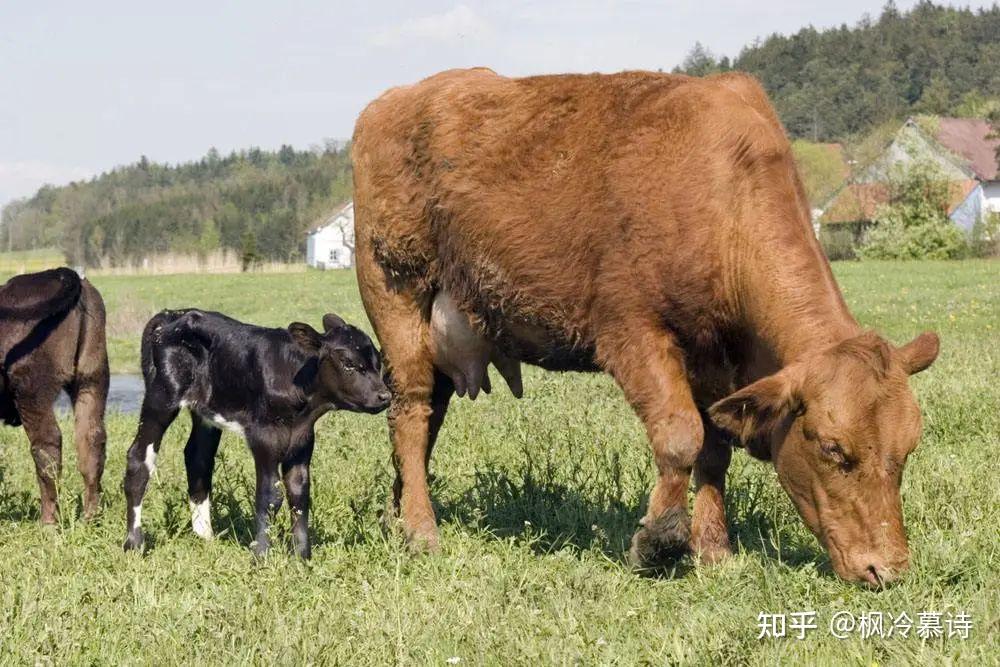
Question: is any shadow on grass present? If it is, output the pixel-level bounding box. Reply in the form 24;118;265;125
425;449;826;579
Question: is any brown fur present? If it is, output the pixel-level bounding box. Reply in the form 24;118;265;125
352;68;939;584
0;269;109;522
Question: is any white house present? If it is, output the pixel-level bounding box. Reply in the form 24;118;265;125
306;202;354;269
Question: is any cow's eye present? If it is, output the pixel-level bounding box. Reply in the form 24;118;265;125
820;440;852;471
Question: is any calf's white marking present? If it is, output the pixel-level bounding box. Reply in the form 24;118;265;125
131;505;142;531
144;443;157;475
212;414;245;436
190;498;213;539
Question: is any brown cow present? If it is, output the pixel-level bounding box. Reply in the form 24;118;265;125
352;69;939;586
0;268;109;522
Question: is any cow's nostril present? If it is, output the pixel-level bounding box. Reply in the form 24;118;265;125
377;391;391;402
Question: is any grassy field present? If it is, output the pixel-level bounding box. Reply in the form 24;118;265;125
0;260;997;664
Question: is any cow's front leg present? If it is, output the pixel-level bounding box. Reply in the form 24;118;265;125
251;450;282;557
596;326;703;568
281;441;314;559
690;418;733;563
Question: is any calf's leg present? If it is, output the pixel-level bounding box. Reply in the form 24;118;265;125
690;418;733;563
70;380;108;520
251;450;282;557
123;399;178;550
18;400;63;525
183;414;222;540
596;326;703;568
281;441;314;558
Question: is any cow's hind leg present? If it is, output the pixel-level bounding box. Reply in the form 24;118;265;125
386;370;454;543
69;377;108;520
123;397;178;550
596;326;703;568
17;397;64;525
184;413;222;540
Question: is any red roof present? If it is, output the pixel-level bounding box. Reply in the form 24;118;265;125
934;117;999;181
820;179;979;225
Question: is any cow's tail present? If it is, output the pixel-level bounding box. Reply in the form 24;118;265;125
0;267;82;320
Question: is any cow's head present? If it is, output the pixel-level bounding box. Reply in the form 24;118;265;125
289;313;391;414
709;331;939;586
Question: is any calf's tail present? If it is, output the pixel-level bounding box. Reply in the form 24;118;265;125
140;310;182;382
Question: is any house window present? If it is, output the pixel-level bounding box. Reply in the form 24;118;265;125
329;249;340;263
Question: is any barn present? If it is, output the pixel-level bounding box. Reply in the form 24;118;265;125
306;202;354;269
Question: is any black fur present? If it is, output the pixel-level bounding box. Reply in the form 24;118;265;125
122;309;389;558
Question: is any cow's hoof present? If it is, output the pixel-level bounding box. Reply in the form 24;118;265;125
404;522;441;555
627;507;690;569
693;542;732;565
691;528;732;565
123;532;144;552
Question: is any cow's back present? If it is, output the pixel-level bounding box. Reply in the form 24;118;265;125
353;68;804;350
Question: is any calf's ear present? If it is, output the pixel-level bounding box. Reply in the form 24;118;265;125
897;331;939;375
322;313;347;332
288;322;322;352
708;369;802;453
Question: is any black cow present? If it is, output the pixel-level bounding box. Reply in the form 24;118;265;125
122;309;390;557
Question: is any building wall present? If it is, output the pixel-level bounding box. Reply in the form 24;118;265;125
307;224;353;269
950;185;983;233
983;181;1000;214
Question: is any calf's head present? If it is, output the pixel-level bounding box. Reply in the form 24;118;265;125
709;331;939;586
289;313;391;413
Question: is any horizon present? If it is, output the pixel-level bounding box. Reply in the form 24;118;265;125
1;0;992;208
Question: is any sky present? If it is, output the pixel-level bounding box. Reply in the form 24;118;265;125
0;0;980;207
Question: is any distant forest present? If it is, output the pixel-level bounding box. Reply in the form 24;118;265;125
2;142;352;267
3;1;998;267
675;1;1000;140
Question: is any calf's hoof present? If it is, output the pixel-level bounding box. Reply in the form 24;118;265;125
123;532;144;552
627;506;691;569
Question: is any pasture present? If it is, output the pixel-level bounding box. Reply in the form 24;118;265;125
0;260;997;664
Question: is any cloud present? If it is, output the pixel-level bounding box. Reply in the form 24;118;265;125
369;4;493;47
0;161;95;208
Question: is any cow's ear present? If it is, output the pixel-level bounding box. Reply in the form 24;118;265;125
709;369;802;451
897;331;939;375
288;322;322;352
322;313;347;333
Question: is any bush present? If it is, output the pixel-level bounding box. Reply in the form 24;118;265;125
969;212;1000;258
858;162;966;260
819;223;865;260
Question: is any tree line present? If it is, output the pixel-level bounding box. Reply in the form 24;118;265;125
2;142;352;268
675;1;1000;141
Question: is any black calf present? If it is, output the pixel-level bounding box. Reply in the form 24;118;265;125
122;309;389;557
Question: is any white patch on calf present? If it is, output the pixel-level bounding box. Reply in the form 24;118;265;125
131;504;142;531
190;498;213;539
212;414;245;436
144;443;157;475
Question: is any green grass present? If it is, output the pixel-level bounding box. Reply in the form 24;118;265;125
0;260;997;664
0;247;65;275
